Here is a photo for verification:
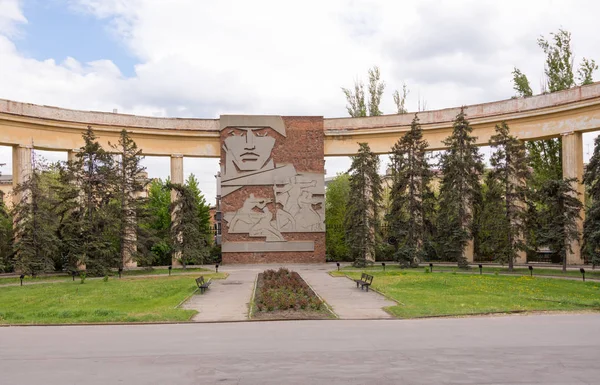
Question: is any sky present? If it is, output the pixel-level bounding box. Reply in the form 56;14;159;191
1;0;600;203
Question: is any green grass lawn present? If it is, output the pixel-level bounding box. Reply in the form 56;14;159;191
333;270;600;318
0;273;226;324
343;264;600;279
0;267;211;285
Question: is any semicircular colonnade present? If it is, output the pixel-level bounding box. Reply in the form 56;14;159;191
3;82;600;264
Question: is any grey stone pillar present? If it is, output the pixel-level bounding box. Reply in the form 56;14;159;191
170;155;184;266
561;132;585;265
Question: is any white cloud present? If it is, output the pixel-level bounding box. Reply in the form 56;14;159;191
0;0;26;37
2;0;600;197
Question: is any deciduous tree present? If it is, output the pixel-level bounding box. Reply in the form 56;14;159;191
342;66;386;117
325;173;350;261
367;66;385;116
393;83;409;114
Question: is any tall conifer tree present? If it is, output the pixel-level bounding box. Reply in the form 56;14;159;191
537;179;583;272
13;156;58;275
345;143;382;266
437;108;484;267
388;114;434;265
582;135;600;266
70;126;119;275
487;122;531;271
111;129;147;268
167;182;209;268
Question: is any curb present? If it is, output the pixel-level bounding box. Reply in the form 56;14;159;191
247;273;259;319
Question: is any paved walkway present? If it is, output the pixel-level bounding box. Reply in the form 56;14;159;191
299;267;396;319
181;264;395;321
3;314;599;384
181;267;258;322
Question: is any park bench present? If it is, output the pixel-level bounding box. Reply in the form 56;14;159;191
195;276;212;294
353;273;374;292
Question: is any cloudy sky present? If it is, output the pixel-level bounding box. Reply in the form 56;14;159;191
1;0;599;202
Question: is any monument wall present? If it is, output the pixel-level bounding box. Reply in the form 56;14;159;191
219;115;325;264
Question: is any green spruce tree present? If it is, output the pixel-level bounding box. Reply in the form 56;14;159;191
345;143;382;267
111;129;148;268
475;172;507;262
168;182;209;268
537;178;583;272
582;135;600;267
487;122;531;271
185;173;212;241
437;108;484;267
70;126;119;275
12;156;58;276
388;114;434;266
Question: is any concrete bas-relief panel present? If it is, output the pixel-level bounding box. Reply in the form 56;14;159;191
220;115;325;264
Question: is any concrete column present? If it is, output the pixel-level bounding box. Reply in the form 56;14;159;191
170;155;184;266
67;149;79;163
11;145;32;206
561;132;585;265
465;239;474;263
516;250;527;264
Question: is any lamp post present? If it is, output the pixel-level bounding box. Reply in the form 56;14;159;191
118;267;123;279
72;271;76;281
215;264;219;273
429;263;433;273
528;265;533;277
336;262;340;271
19;274;24;286
580;268;586;282
478;264;483;275
168;265;172;276
382;262;386;271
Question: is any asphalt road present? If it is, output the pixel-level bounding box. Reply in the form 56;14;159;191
1;314;599;385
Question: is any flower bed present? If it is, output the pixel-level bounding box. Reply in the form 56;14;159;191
252;268;332;319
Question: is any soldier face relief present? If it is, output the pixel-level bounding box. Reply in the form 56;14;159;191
223;127;276;172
